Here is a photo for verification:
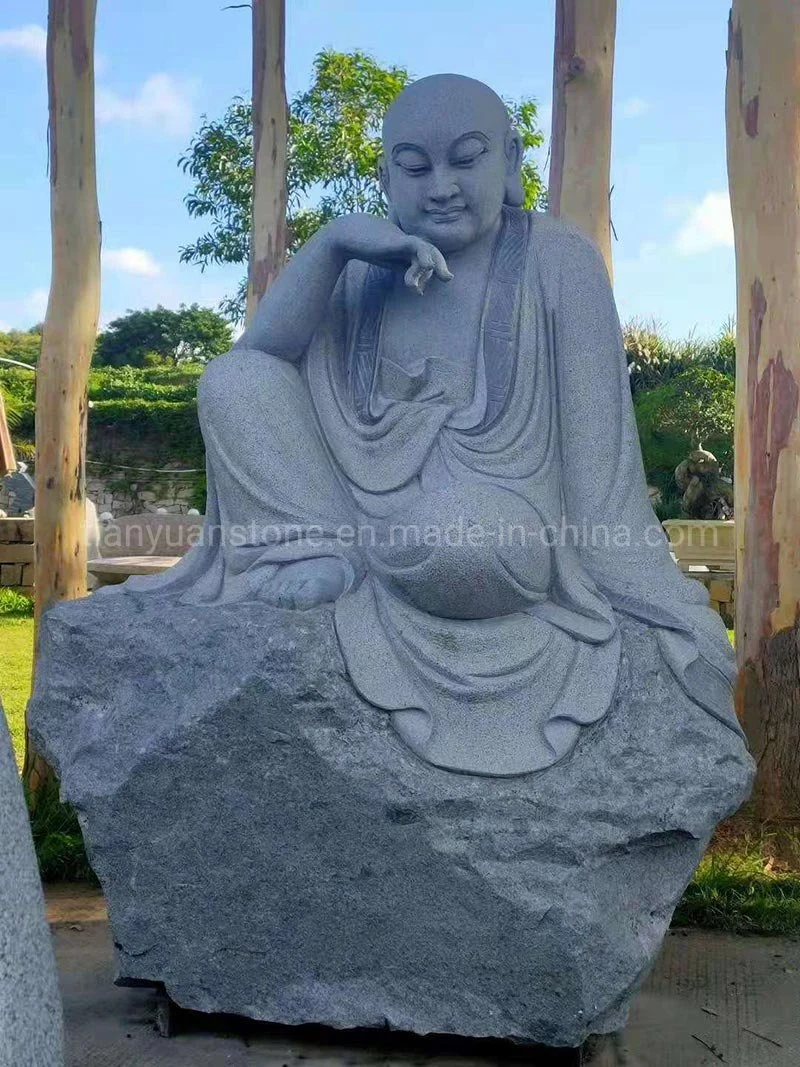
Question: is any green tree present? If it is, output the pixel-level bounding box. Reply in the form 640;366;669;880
634;366;735;503
0;329;42;367
180;49;547;321
94;305;233;368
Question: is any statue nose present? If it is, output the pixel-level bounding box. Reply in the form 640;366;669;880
429;169;460;202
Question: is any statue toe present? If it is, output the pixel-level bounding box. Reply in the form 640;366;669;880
261;559;349;611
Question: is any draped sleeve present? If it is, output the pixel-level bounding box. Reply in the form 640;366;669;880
547;220;744;739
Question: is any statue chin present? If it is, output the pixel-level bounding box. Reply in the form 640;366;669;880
367;485;552;619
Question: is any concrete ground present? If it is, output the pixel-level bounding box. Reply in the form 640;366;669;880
47;885;800;1067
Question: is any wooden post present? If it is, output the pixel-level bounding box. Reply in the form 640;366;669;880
0;391;17;477
726;1;800;820
549;0;617;281
245;0;288;325
24;0;101;795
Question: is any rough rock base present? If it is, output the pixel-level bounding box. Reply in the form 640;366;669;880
30;595;753;1048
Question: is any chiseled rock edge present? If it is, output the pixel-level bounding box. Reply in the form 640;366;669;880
30;593;753;1048
0;701;64;1066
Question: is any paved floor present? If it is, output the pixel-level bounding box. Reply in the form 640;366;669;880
47;886;800;1067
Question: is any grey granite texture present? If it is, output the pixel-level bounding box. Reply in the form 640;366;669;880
0;700;64;1066
103;74;746;778
30;593;753;1049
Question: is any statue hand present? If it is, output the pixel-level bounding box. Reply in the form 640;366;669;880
327;214;453;294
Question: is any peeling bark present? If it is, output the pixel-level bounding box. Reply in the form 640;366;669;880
737;623;800;821
726;0;800;819
549;0;617;281
26;0;101;796
246;0;288;324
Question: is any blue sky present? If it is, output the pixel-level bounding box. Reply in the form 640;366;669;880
0;0;736;338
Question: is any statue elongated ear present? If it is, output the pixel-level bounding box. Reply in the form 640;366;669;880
503;128;525;208
379;158;400;224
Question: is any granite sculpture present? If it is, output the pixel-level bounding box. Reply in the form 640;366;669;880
0;700;64;1066
30;73;753;1048
675;447;734;519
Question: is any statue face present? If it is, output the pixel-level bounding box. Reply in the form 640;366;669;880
381;76;520;254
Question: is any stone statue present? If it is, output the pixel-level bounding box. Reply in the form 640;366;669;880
109;73;743;776
0;700;64;1066
675;448;734;520
32;74;753;1049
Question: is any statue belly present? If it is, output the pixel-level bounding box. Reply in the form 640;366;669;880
368;484;551;620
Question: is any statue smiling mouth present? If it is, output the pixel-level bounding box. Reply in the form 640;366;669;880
428;207;466;222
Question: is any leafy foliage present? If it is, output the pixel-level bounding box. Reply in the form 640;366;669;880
0;588;34;617
180;49;547;320
94;305;233;367
0;329;41;367
623;318;736;395
26;776;96;884
634;366;735;502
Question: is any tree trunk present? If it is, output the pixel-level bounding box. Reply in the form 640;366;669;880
0;391;17;477
245;0;288;324
549;0;617;281
726;1;800;820
24;0;101;796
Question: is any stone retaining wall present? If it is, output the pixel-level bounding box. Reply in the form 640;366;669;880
85;471;199;517
0;518;34;596
688;569;735;630
0;474;199;518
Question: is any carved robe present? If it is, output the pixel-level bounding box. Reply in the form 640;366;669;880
107;208;743;776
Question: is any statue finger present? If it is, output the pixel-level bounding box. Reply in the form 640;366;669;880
404;262;433;295
416;247;435;271
429;246;453;281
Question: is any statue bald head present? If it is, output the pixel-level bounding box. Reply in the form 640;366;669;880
380;74;524;254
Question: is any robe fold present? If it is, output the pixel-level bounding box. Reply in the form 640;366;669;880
104;207;743;777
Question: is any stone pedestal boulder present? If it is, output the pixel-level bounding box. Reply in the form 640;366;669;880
0;701;64;1066
30;594;753;1048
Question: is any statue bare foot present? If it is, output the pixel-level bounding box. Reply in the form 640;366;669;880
260;557;349;610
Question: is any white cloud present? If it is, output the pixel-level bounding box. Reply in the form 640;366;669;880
103;248;162;278
674;191;734;255
0;289;49;330
0;24;46;62
96;74;197;137
24;289;49;322
620;96;649;119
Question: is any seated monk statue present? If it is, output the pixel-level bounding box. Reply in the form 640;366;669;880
111;74;744;777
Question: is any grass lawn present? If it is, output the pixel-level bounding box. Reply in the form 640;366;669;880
0;610;33;767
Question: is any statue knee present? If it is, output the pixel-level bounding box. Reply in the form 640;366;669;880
198;348;297;424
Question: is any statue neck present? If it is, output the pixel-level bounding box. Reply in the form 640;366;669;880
442;212;504;271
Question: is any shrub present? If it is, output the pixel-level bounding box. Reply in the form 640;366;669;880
635;366;734;499
623;319;736;394
0;588;34;617
624;319;695;394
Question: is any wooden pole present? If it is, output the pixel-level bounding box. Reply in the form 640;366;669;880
726;1;800;820
24;0;101;795
549;0;617;281
245;0;288;325
0;391;17;477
